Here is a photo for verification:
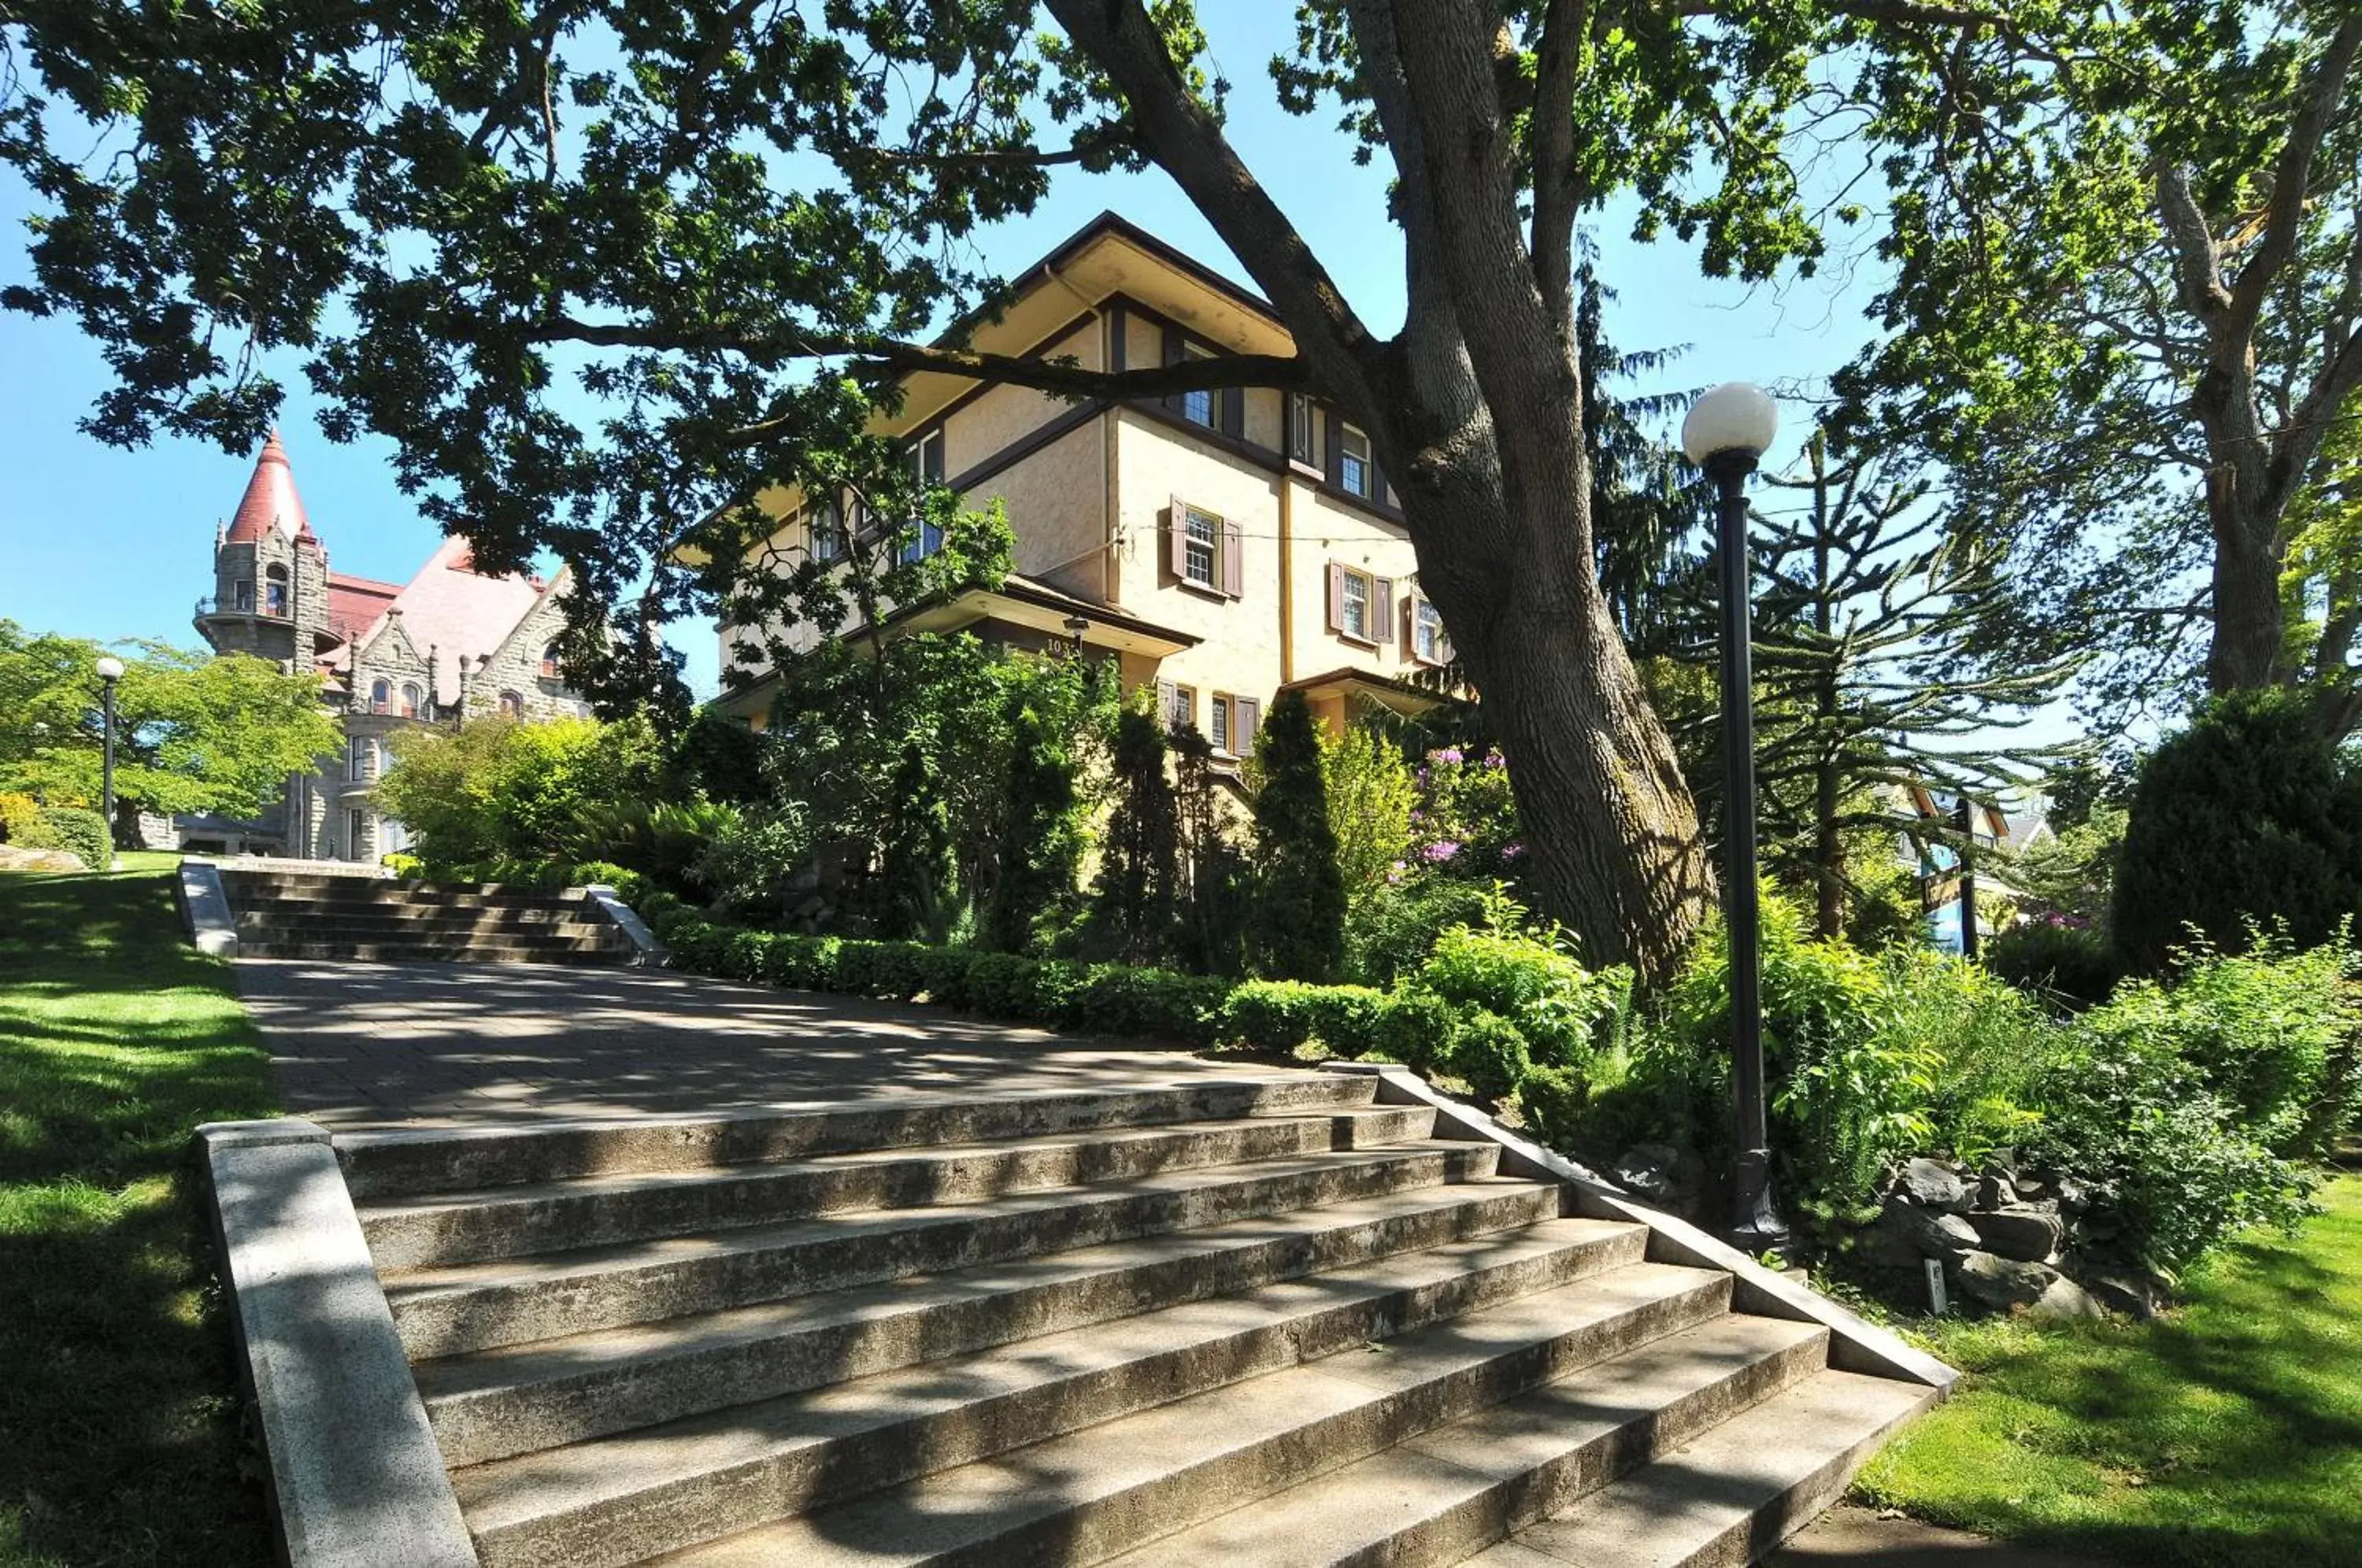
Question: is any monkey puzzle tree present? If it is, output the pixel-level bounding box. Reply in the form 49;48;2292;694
0;0;2128;977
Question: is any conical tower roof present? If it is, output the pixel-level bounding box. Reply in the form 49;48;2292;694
224;430;313;544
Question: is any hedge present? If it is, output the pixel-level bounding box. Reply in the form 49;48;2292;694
17;805;110;871
650;902;1410;1057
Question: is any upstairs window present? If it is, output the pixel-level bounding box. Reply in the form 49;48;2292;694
234;579;255;612
369;678;391;712
1288;394;1315;466
1168;499;1243;598
1183;508;1219;590
810;500;845;564
1410;595;1452;665
398;682;422;718
898;434;948;566
1338;424;1373;499
1158;680;1197;734
346;735;374;782
1327;563;1394;647
540;645;561;680
1180;344;1216;428
265;564;289;616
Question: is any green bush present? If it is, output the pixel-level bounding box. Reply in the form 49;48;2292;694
1412;920;1631;1068
1247;690;1347;980
1343;875;1491;986
2112;689;2362;974
1986;919;2118;1006
21;805;109;869
383;852;425;880
1438;1010;1534;1102
1220;980;1393;1052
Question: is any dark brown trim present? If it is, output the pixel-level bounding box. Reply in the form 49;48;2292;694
1120;400;1409;531
916;307;1103;434
944;399;1108;494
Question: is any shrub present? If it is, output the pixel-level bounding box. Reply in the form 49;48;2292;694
1438;1010;1534;1102
1368;990;1453;1074
21;805;109;870
1084;707;1182;966
1986;919;2118;1006
568;860;652;906
1247;691;1346;980
1322;725;1417;896
383;852;425;881
980;682;1086;955
2077;932;2361;1159
1343;875;1491;986
1412;919;1631;1068
0;791;43;842
2112;689;2362;974
1221;980;1393;1052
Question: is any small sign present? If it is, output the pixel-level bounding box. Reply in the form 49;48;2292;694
1924;1259;1950;1316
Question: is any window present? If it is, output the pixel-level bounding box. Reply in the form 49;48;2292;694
234;579;255;612
540;645;560;679
398;682;422;718
1338;423;1372;498
1183;507;1219;589
898;434;947;566
1412;596;1451;664
1327;563;1394;647
498;690;524;719
265;564;289;616
1180;343;1216;427
346;809;367;861
346;735;373;782
1209;693;1231;755
370;678;391;712
1161;681;1196;733
1288;394;1315;466
810;500;844;563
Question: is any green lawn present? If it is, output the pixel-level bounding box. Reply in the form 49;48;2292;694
1858;1172;2362;1568
0;866;276;1567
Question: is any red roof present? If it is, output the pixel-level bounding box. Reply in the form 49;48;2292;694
224;430;313;544
325;572;402;647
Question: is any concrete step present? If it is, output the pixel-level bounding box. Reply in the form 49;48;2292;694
221;874;593;908
239;940;631;966
640;1301;1826;1568
231;903;605;928
236;915;619;945
337;1077;1380;1200
383;1144;1505;1358
422;1181;1583;1469
361;1107;1446;1270
1468;1369;1937;1568
453;1231;1691;1568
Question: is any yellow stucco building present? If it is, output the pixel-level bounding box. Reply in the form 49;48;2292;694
712;213;1453;752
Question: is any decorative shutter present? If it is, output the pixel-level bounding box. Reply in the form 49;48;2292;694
1288;394;1312;464
1220;386;1245;438
1236;697;1262;751
1401;594;1417;658
1324;408;1345;488
1222;516;1245;598
1372;577;1394;645
1168;496;1190;580
1161;324;1184;411
1368;456;1386;505
1326;562;1345;632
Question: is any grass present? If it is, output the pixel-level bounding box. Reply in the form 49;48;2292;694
1857;1172;2362;1568
0;866;276;1567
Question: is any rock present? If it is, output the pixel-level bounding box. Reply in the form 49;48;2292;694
1897;1157;1972;1212
1954;1251;2060;1310
2056;1176;2094;1215
2012;1170;2056;1202
2087;1270;2166;1320
1976;1174;2010;1210
0;843;86;873
1968;1205;2068;1263
1612;1144;1693;1206
2027;1274;2106;1322
1883;1196;1980;1259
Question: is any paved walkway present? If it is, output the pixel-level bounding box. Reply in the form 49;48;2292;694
1773;1507;2117;1566
237;957;1279;1128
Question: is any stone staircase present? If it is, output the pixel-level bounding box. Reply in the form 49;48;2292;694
220;867;639;966
324;1073;1941;1567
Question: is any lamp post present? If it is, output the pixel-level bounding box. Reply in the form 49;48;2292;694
1679;383;1790;1262
1062;614;1090;656
94;654;125;868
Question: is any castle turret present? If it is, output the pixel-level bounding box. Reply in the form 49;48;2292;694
196;431;331;660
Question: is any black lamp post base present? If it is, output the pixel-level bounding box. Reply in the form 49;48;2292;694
1727;1146;1793;1264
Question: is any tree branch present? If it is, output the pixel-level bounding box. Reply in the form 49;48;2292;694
1528;0;1588;322
2156;164;2231;323
2227;14;2362;340
525;317;1310;407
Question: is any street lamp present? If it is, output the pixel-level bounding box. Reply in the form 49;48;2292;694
1680;383;1790;1262
94;654;125;868
1062;614;1090;655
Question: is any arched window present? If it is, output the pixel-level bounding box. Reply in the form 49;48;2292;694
233;579;255;612
265;564;289;616
399;682;422;718
539;645;561;680
498;690;524;719
370;678;391;712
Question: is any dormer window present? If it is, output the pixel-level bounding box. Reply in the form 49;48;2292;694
1338;424;1373;499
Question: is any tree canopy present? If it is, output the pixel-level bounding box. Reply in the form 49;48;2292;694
0;622;340;826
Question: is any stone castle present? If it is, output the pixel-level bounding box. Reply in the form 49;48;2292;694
185;432;589;860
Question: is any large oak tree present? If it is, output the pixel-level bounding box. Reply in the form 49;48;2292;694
0;0;2049;978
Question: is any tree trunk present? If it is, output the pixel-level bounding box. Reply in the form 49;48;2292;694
1813;755;1843;941
2203;465;2290;694
1406;479;1711;986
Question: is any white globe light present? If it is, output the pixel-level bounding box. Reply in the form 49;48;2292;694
94;656;126;682
1681;383;1779;466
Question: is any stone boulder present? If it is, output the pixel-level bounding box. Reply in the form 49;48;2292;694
1968;1205;2067;1263
2027;1274;2106;1322
1954;1250;2059;1311
1896;1157;1971;1212
0;843;86;873
2087;1270;2167;1320
1883;1197;1979;1259
1612;1144;1705;1210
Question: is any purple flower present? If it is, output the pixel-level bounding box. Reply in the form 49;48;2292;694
1501;841;1526;860
1415;767;1430;787
1420;841;1462;864
1386;861;1406;885
1483;751;1507;770
1434;747;1465;765
1407;808;1425;824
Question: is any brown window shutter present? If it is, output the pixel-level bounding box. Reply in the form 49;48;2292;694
1288;394;1312;464
1372;576;1394;643
1237;696;1262;749
1161;324;1184;412
1326;561;1345;632
1222;516;1245;598
1168;496;1190;579
1324;408;1345;488
1220;386;1245;438
1401;593;1416;657
1369;456;1387;505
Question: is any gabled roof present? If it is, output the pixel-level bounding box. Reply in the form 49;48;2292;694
331;536;561;694
224;430;313;544
326;572;402;647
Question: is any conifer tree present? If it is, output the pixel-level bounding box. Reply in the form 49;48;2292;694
1247;691;1346;981
980;682;1085;955
1169;723;1249;977
1087;706;1181;967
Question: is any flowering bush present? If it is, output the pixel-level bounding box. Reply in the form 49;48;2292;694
1409;745;1522;880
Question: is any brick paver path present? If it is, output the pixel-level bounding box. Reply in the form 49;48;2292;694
237;958;1279;1128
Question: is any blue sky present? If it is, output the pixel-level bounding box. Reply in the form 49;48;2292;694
0;6;1886;701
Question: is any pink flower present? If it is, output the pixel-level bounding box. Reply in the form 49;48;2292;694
1421;841;1462;863
1434;747;1465;764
